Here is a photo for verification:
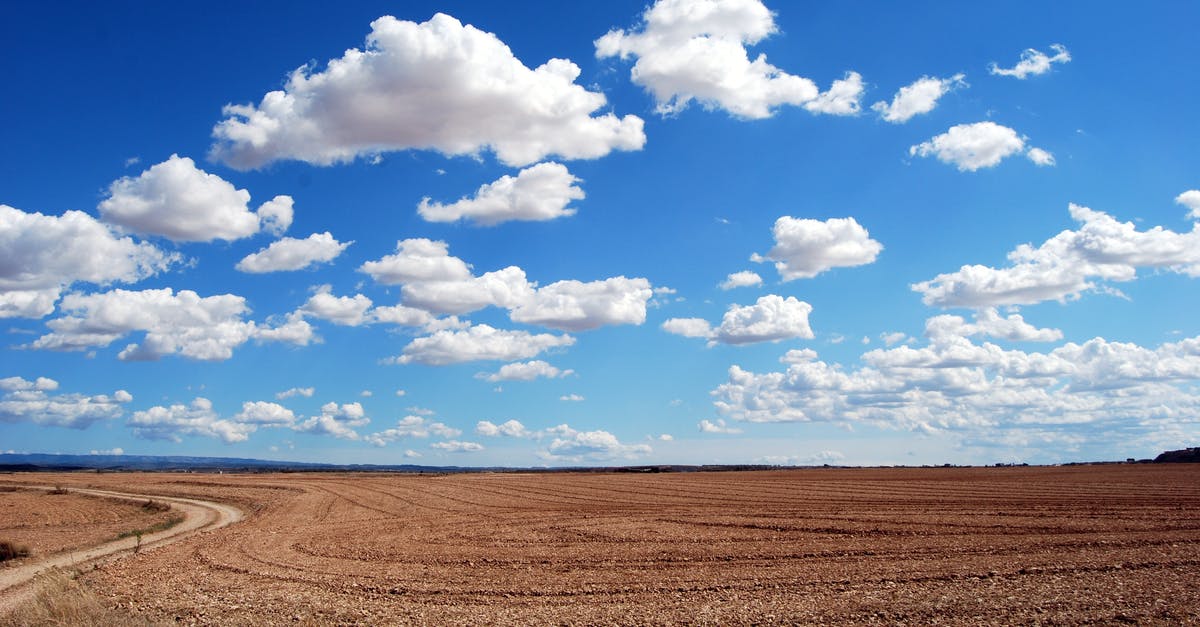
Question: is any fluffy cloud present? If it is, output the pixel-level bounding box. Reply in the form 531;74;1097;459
367;415;461;447
719;270;763;290
295;402;369;440
752;216;882;280
543;429;651;461
211;14;644;169
128;398;255;443
393;324;574;366
29;288;313;360
431;440;484;453
664;294;814;345
913;203;1200;307
698;418;742;434
275;387;314;400
418;162;584;225
99;155;290;242
477;360;573;382
909;122;1053;171
0;377;131;429
300;288;374;327
361;239;653;331
596;0;860;119
234;401;296;427
0;205;177;318
1176;190;1200;219
872;74;965;123
989;44;1071;79
924;309;1062;343
476;419;533;438
236;232;351;273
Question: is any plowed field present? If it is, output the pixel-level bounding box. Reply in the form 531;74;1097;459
0;487;178;560
3;465;1198;624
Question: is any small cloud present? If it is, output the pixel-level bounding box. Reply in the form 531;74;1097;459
395;389;407;397
698;419;742;434
360;390;373;397
560;394;585;402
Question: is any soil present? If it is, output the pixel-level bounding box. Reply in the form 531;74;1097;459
1;465;1197;625
0;487;178;560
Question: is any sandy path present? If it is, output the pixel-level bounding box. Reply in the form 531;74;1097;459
0;487;242;613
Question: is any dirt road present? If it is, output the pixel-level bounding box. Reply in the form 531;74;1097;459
0;487;242;613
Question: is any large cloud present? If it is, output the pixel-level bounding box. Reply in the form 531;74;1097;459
0;205;177;318
0;377;132;429
99;155;292;242
711;319;1200;457
543;429;651;461
909;122;1052;171
359;238;473;285
509;277;653;331
872;74;965;123
393;324;575;366
752;216;882;280
418;162;584;226
211;14;644;169
366;415;461;447
1177;190;1200;219
596;0;861;119
29;288;314;361
663;294;814;345
989;44;1071;79
914;203;1200;307
236;232;351;273
128;398;255;444
295;402;370;440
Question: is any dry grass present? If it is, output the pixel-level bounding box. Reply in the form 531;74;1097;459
0;570;165;627
0;541;31;562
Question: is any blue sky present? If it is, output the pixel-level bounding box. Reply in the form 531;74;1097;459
3;0;1199;466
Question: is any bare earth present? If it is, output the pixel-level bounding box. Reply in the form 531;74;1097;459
0;487;179;558
1;465;1198;625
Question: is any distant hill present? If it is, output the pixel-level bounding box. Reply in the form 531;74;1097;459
1154;447;1200;463
0;453;472;473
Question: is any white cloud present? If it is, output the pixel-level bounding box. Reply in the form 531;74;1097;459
880;331;908;346
234;401;296;426
510;277;653;331
275;387;314;400
1026;147;1056;167
924;309;1063;343
1176;190;1200;219
90;448;125;456
989;44;1071;79
367;415;462;446
663;295;814;345
909;122;1029;171
394;389;407;397
211;14;644;169
128;398;255;443
752;216;882;280
236;232;351;273
596;0;860;119
29;288;312;361
477;360;573;382
719;270;762;290
359;238;474;285
0;377;131;429
698;418;742;434
256;196;294;236
394;324;574;366
913;203;1200;307
431;440;484;453
543;429;650;461
400;266;533;316
300;288;374;327
559;394;585;402
872;74;965;123
99;155;288;242
295;402;369;440
418;162;584;225
0;205;177;319
476;419;533;438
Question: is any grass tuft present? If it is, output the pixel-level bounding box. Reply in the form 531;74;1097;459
0;569;167;627
115;515;185;542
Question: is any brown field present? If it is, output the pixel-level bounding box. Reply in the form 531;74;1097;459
0;487;179;561
2;465;1199;625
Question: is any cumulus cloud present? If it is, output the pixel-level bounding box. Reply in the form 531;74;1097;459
752;216;882;280
698;418;742;434
361;239;654;331
989;44;1071;79
542;429;650;461
99;155;290;242
295;402;369;440
664;295;814;345
924;309;1063;343
477;360;573;382
367;415;462;447
909;122;1043;171
0;377;131;429
275;387;314;400
129;398;255;443
596;0;860;119
234;401;296;427
211;13;644;169
236;232;351;273
431;440;484;453
476;419;533;438
913;203;1200;307
872;73;965;123
719;270;763;290
29;288;313;361
393;324;574;366
0;204;177;318
418;162;584;225
1026;147;1056;167
1176;190;1200;219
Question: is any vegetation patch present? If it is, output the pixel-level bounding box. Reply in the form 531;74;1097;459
0;569;166;627
0;540;32;561
116;514;185;542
